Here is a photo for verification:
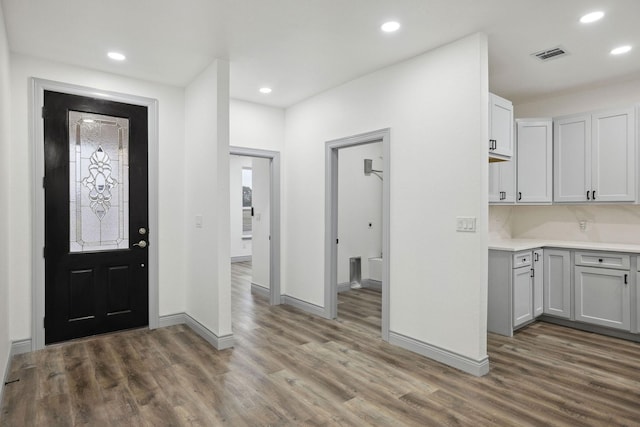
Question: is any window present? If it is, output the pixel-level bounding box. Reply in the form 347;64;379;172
242;167;252;238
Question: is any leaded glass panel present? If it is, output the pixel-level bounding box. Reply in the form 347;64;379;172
69;111;129;252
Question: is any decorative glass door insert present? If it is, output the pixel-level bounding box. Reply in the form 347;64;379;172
69;111;129;252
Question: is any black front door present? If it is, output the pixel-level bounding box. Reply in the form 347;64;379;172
44;91;149;344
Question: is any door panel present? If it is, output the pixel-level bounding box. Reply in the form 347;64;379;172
44;90;148;344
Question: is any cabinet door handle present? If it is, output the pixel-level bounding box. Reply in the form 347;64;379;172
530;268;535;278
534;252;539;262
518;192;522;201
586;190;590;200
592;190;596;200
624;274;628;285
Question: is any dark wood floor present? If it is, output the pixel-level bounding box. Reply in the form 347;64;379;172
2;261;640;426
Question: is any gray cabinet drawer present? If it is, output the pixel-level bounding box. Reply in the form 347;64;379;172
513;251;532;268
574;251;630;270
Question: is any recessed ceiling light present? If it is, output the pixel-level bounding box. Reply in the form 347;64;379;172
107;52;126;61
611;45;632;55
259;87;272;94
580;11;604;24
381;21;401;33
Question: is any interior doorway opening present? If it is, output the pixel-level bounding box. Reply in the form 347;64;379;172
325;129;390;341
229;147;281;307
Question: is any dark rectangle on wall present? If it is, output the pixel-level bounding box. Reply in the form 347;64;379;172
107;265;132;315
68;269;96;321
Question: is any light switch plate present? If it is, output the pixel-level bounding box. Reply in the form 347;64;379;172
456;216;476;232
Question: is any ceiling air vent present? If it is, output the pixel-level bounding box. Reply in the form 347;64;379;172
532;46;569;61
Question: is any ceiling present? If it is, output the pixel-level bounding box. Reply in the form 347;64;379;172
2;0;639;108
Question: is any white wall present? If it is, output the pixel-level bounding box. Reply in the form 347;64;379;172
230;99;285;152
491;76;640;244
284;34;489;362
184;60;232;338
230;155;252;259
337;142;383;284
0;2;12;390
8;54;187;340
251;157;270;288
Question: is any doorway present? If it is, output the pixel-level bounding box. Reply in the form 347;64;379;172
325;129;390;340
31;79;160;350
229;147;281;306
44;91;149;344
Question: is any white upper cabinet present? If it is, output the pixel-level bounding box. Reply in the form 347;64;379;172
489;93;514;160
516;119;552;203
591;108;636;202
554;114;591;202
554;107;635;203
489;159;515;203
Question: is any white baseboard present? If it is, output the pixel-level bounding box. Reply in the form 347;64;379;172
281;295;330;319
363;279;382;291
231;256;252;263
337;282;351;293
389;331;489;377
10;339;32;357
158;313;234;350
250;283;270;298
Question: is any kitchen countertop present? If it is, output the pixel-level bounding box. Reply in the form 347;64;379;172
489;238;640;253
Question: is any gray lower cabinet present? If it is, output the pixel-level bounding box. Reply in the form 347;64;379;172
489;249;543;336
543;249;571;319
513;266;534;327
574;266;631;331
533;249;544;316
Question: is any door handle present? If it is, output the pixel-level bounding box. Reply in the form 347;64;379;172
592;190;596;200
534;252;539;262
518;192;522;201
133;240;147;248
624;274;628;285
587;190;590;200
530;268;535;278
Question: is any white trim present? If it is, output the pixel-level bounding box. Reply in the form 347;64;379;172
337;282;351;293
31;78;160;351
325;128;391;340
389;331;490;377
363;279;382;291
231;255;252;263
281;295;330;319
10;339;32;357
229;146;281;306
158;313;234;350
157;313;187;328
250;283;270;298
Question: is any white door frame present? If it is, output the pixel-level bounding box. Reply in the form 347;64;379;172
229;146;281;305
325;128;390;340
31;78;160;350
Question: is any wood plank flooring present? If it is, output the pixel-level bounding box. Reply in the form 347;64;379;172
2;261;640;426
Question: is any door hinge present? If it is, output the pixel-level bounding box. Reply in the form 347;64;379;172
336;238;339;244
43;247;46;258
41;106;46;119
42;176;46;189
43;317;46;328
269;235;271;241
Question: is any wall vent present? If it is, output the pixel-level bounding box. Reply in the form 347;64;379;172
532;46;569;61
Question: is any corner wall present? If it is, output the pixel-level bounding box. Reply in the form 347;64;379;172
284;33;489;367
184;60;232;339
0;1;12;392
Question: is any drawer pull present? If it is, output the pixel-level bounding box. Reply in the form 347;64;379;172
598;259;603;263
624;274;628;285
